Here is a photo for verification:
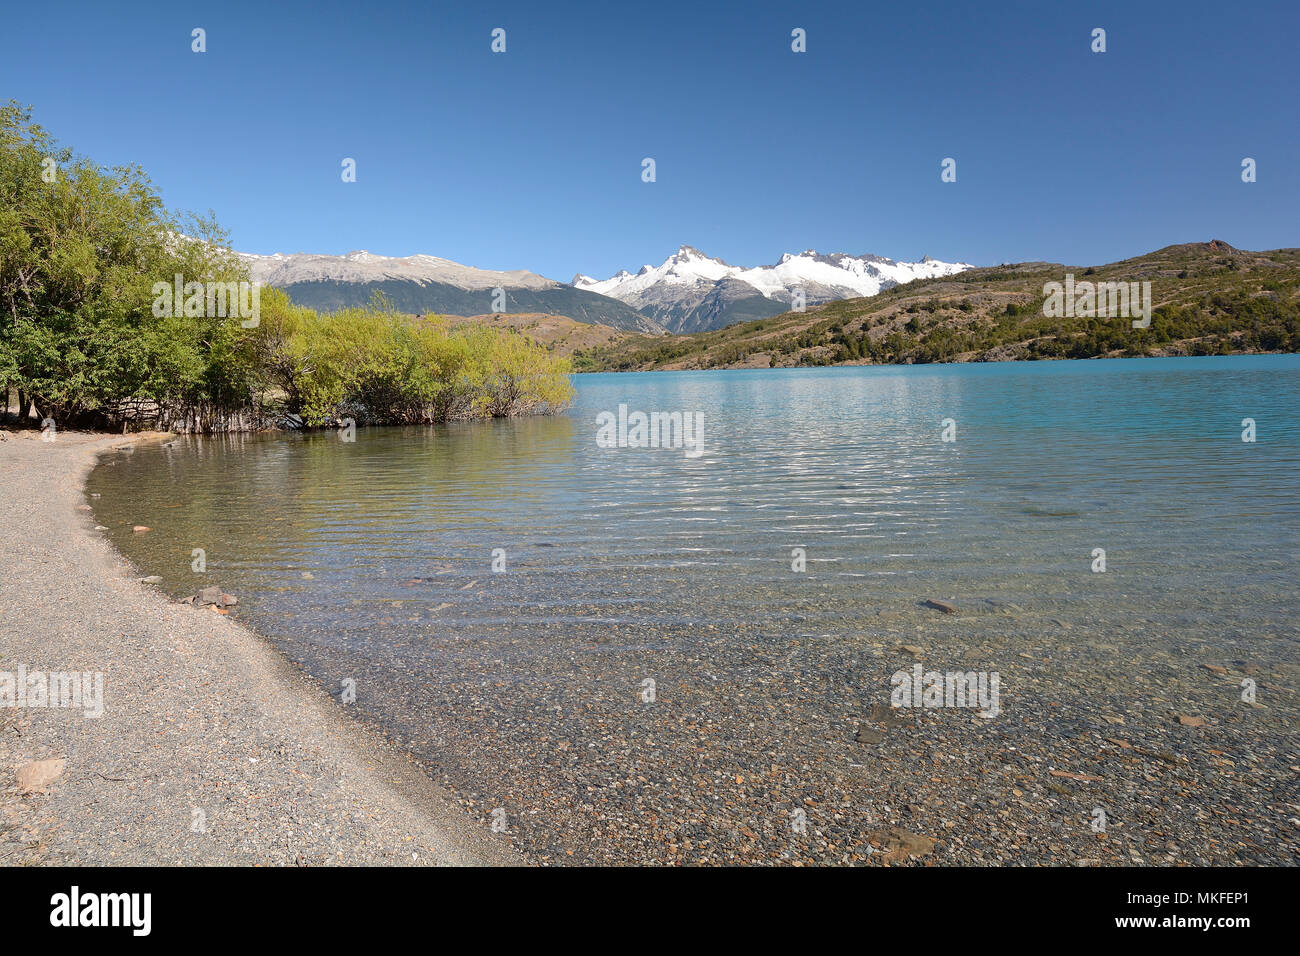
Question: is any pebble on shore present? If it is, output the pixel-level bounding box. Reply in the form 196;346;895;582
16;758;66;793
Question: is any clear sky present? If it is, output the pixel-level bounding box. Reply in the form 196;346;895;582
5;0;1297;280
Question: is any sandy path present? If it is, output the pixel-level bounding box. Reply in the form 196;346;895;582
0;430;520;866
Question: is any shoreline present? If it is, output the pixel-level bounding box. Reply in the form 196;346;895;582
578;347;1298;373
0;430;521;866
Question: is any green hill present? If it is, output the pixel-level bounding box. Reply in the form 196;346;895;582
573;241;1300;371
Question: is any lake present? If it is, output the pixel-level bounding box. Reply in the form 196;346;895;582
88;356;1300;865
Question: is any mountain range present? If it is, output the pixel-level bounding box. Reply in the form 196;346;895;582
240;245;970;334
238;250;663;333
573;245;972;332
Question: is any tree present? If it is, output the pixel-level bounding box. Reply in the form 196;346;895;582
0;101;248;426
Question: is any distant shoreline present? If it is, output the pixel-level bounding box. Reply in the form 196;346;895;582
573;347;1299;373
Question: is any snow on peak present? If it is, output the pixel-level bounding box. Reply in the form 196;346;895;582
671;244;718;262
575;245;741;298
573;245;973;306
237;249;557;291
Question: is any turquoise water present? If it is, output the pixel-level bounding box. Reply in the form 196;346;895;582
89;356;1300;864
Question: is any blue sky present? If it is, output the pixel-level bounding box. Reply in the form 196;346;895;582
5;0;1297;280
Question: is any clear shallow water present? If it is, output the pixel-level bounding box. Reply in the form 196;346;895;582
89;357;1300;864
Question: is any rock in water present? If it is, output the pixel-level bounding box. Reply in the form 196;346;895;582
868;827;935;863
868;702;900;724
17;758;66;792
1049;769;1105;782
195;586;224;606
923;599;956;614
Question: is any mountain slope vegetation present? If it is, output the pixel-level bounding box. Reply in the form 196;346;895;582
572;242;1300;371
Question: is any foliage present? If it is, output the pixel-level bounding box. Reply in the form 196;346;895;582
0;103;572;431
257;290;573;426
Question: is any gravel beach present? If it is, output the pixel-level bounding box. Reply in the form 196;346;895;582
0;430;519;866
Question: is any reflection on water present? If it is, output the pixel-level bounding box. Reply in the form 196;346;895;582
89;356;1300;864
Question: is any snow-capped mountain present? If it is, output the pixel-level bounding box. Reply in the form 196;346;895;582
234;245;972;336
238;250;663;333
240;250;557;291
573;245;973;332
